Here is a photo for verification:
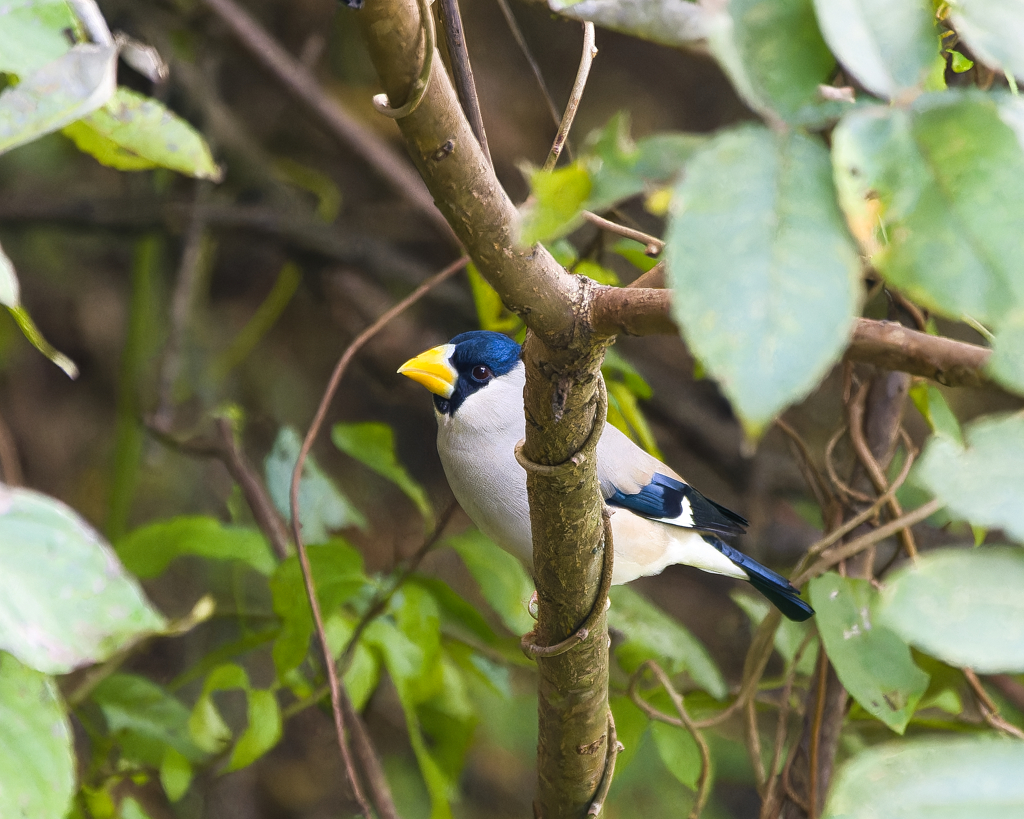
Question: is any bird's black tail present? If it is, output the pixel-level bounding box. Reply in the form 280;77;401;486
706;537;815;622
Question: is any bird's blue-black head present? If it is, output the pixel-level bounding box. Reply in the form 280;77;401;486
398;331;522;415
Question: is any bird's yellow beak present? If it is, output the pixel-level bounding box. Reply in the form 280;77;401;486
397;343;458;398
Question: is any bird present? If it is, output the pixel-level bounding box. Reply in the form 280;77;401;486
398;330;814;622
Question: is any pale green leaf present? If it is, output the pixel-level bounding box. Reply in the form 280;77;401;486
651;721;701;790
609;586;727;700
876;547;1024;673
546;0;713;50
6;303;78;377
0;0;77;75
833;92;1024;326
0;43;116;155
63;87;221;179
265;426;366;543
949;0;1024;81
160;747;192;802
809;573;929;733
916;413;1024;541
518;164;592;246
446;529;535;635
228;689;281;770
0;652;74;819
987;311;1024;395
667;126;861;432
824;736;1024;819
812;0;937;98
332;421;434;530
706;0;838;125
0;485;165;673
116;516;275;577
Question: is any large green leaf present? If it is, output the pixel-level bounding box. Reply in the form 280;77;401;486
0;0;77;75
63;88;221;179
949;0;1024;82
809;574;929;733
988;311;1024;395
265;426;366;543
446;529;535;635
706;0;838;124
0;652;74;819
876;547;1024;673
824;736;1024;818
116;516;275;577
667;126;861;433
0;42;116;155
916;414;1024;542
332;421;433;529
0;485;165;673
609;586;726;700
547;0;713;50
651;720;701;790
812;0;937;98
833;91;1024;326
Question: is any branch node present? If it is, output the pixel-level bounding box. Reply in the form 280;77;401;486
372;0;435;119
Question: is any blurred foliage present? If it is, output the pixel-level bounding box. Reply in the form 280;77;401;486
1;0;1024;818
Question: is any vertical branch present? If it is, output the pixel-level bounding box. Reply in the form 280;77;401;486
543;22;596;171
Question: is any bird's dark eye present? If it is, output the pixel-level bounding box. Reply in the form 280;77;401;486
471;364;493;382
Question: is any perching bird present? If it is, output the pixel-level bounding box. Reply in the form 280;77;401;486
398;331;814;622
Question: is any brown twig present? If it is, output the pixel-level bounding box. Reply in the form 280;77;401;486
746;696;766;790
543;22;596;171
586;709;622;816
155;183;211;429
847;389;918;559
582;211;664;256
629;661;712;819
0;411;23;486
774;417;834;516
198;0;457;243
494;0;565;146
806;648;830;819
963;668;1024;740
285;257;467;815
437;0;491;165
341;686;402;819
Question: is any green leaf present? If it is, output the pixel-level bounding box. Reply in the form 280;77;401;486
188;663;248;754
667;126;861;433
446;529;535;635
706;0;838;125
812;0;937;98
228;688;281;770
609;586;727;700
809;574;929;733
988;311;1024;395
0;42;116;155
0;485;165;673
650;721;701;790
265;426;366;543
120;797;153;819
949;0;1024;82
832;91;1024;326
547;0;713;50
466;263;521;334
6;303;79;377
160;747;192;802
408;576;502;647
916;413;1024;541
0;0;77;75
608;694;649;773
0;652;74;819
824;736;1024;819
908;382;964;445
91;673;205;763
269;542;367;676
518;164;592;246
62;87;221;179
876;547;1024;673
731;590;817;675
116;516;276;577
332;421;434;530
